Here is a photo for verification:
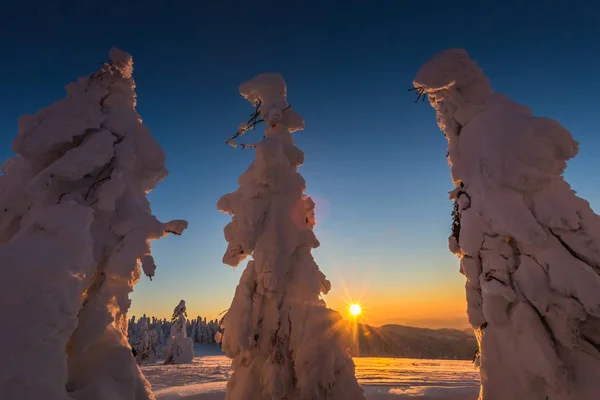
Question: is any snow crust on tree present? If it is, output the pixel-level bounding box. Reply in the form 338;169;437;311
0;48;187;400
164;300;194;365
218;73;364;400
414;48;600;400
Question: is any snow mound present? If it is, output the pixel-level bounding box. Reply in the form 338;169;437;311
415;48;600;400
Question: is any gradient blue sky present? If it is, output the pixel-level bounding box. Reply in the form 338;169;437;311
2;1;599;328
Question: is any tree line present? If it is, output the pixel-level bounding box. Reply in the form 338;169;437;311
127;313;221;365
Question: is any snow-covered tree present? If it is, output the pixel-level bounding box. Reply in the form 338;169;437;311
164;300;194;365
218;73;365;400
414;48;600;400
128;315;137;342
190;320;198;343
148;329;159;363
200;317;209;343
127;313;225;351
0;48;187;400
209;319;219;344
135;319;151;365
194;316;202;343
153;327;164;352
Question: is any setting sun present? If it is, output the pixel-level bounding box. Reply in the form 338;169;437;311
349;304;361;317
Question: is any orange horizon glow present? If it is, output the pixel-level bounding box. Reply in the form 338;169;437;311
129;190;472;332
130;279;469;330
129;283;470;330
322;269;470;330
130;254;470;331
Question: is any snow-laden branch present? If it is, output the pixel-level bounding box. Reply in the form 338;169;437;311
407;85;429;103
225;102;293;149
225;74;301;149
225;99;265;148
164;219;188;236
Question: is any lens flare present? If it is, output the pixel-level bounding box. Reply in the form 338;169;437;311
350;304;361;317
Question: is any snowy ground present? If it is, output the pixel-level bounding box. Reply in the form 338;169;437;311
142;344;480;399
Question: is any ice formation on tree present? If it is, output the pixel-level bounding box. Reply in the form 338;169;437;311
164;300;194;365
218;73;365;400
414;48;600;400
0;48;187;400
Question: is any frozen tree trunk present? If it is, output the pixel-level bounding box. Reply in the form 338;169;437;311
0;48;187;400
414;48;600;400
164;300;194;365
218;73;365;400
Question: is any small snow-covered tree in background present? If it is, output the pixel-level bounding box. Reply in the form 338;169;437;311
164;300;194;365
128;315;138;344
193;316;202;343
155;327;165;353
148;329;159;363
0;48;187;400
218;73;365;400
414;48;600;399
200;317;209;343
135;319;151;365
190;319;198;343
127;313;222;351
161;319;170;349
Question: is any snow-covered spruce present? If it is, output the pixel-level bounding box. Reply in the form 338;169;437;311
192;316;221;344
414;49;600;400
148;329;160;362
0;48;187;400
164;300;194;365
218;73;365;400
135;318;153;365
126;314;221;354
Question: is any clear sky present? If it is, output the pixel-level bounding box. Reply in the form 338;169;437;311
1;1;600;329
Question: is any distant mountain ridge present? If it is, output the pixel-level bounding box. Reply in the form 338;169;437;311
353;323;478;360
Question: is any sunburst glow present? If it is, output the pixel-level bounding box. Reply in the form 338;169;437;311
349;303;362;317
